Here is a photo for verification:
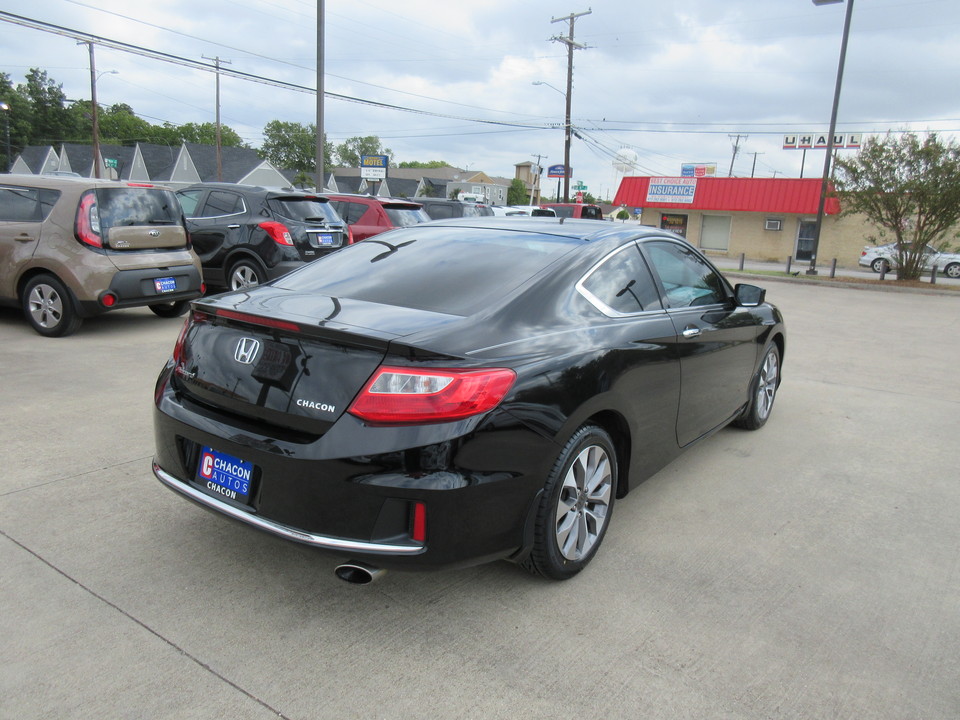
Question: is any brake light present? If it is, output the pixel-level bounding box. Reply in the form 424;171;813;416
215;308;301;333
348;367;516;425
259;221;294;246
347;225;355;245
75;191;103;248
171;314;193;365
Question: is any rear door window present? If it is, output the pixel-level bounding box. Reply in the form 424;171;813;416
199;191;244;217
0;186;59;222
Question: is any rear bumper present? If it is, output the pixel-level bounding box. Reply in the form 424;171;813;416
153;462;425;555
77;264;203;316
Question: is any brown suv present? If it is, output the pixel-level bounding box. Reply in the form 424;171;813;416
0;175;203;337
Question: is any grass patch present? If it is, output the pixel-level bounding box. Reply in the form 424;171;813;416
728;268;960;292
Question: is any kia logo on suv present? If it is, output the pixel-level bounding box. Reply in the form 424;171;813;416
234;338;260;364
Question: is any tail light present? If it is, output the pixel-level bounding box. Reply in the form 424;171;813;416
75;191;103;248
348;367;516;425
347;225;355;245
259;221;294;246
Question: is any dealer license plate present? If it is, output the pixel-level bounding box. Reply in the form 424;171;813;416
154;276;177;293
196;447;254;504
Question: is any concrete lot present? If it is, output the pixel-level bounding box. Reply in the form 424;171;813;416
1;281;958;720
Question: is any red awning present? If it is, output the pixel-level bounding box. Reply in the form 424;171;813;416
613;177;840;215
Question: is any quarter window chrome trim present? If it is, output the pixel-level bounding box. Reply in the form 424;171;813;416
153;462;425;555
575;242;663;318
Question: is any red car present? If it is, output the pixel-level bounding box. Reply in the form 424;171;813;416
540;203;605;220
325;194;431;241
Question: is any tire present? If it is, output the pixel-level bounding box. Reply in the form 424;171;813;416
944;262;960;279
524;425;617;580
734;343;780;430
870;258;889;274
227;259;266;291
21;274;83;337
148;300;191;318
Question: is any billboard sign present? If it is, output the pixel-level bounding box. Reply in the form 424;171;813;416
680;163;717;178
547;164;570;178
646;177;697;204
360;155;389;179
783;134;862;149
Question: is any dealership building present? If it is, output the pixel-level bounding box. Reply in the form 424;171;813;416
613;176;868;267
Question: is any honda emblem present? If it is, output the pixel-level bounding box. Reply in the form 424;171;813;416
234;338;260;364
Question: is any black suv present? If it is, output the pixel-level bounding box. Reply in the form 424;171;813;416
416;199;495;220
176;184;350;290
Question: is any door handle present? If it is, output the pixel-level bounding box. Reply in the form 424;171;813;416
682;326;702;339
227;224;241;229
15;234;35;243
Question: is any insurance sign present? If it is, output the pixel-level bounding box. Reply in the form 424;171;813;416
646;177;697;204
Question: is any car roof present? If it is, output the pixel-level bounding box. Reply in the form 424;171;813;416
0;174;172;191
412;216;682;245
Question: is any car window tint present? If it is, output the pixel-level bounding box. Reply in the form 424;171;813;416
578;243;662;314
0;186;42;222
202;191;244;217
276;227;577;316
95;188;182;229
424;203;455;220
268;198;338;223
645;241;726;308
384;207;429;227
177;190;203;217
551;206;574;218
582;207;602;220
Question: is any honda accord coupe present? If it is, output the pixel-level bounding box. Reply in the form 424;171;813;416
153;218;785;582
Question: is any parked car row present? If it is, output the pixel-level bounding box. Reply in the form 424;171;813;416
859;241;960;277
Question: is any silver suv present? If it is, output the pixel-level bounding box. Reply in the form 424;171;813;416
0;175;203;336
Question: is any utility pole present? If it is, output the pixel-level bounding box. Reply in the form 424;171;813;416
203;55;231;182
550;8;591;203
750;151;764;177
727;134;746;177
86;42;100;179
531;153;547;203
316;0;325;191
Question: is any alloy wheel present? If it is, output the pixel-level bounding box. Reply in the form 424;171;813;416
555;444;613;561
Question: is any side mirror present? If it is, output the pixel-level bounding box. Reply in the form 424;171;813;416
735;283;766;307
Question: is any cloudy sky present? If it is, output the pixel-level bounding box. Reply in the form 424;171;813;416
1;0;958;200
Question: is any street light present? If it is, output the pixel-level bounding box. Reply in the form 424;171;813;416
808;0;855;275
0;101;11;173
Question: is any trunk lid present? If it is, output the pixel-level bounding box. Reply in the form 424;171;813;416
173;289;464;435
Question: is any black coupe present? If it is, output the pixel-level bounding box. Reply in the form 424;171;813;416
152;218;784;582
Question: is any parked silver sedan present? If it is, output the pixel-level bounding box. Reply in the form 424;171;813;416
859;242;960;277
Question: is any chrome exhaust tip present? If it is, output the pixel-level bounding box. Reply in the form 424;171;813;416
334;561;386;585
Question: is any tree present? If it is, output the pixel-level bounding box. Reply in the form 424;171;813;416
335;136;392;168
16;68;77;146
507;177;528;205
260;120;332;173
833;132;960;280
156;121;245;147
398;160;450;169
74;102;154;145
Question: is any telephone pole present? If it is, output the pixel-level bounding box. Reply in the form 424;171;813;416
203;55;231;181
316;0;325;191
728;134;746;177
550;8;591;203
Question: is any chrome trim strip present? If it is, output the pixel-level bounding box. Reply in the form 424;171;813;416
153;463;424;555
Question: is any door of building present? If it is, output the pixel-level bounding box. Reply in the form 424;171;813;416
796;220;816;261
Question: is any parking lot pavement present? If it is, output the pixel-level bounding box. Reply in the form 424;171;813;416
2;282;959;720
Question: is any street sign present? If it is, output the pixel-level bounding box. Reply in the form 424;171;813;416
360;155;389;180
573;181;587;191
104;157;118;169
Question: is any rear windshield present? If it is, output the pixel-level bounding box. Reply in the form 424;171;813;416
96;187;181;229
276;226;578;315
384;207;430;227
549;206;575;218
268;197;340;223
